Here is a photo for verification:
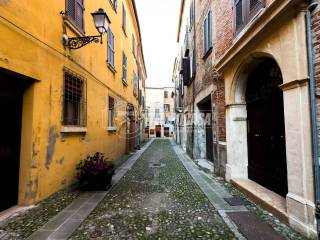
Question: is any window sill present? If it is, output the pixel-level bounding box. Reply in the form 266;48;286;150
107;62;116;74
202;47;213;60
61;126;87;133
64;18;85;37
107;127;117;132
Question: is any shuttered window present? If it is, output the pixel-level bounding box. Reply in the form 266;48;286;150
66;0;84;31
122;52;127;83
108;96;115;127
63;69;87;126
107;28;115;67
203;10;212;55
122;4;127;34
233;0;264;36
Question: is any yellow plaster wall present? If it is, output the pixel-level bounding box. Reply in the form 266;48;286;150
0;0;146;205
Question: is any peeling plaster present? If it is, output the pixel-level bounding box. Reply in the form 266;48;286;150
24;176;39;200
45;127;58;169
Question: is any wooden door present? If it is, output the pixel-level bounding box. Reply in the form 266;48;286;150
246;59;288;197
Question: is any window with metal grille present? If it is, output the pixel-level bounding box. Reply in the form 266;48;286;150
107;28;115;67
233;0;264;36
114;0;118;11
122;52;127;83
66;0;84;31
122;4;126;34
108;96;115;127
63;69;87;126
164;91;168;98
203;10;213;55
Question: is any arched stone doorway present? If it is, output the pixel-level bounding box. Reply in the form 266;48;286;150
245;58;288;197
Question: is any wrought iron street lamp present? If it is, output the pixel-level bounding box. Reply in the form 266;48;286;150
65;8;111;50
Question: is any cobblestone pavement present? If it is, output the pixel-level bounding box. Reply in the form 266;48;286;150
70;139;305;240
70;140;235;239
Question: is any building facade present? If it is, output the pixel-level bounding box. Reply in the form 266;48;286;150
0;0;146;211
174;0;320;237
145;86;175;138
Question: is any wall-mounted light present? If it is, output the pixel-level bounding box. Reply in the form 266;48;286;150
64;8;111;50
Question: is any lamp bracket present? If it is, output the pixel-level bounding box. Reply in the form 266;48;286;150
66;35;102;49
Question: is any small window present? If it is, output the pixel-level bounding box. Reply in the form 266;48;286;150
107;28;115;68
132;35;136;57
133;71;138;96
164;104;170;112
203;10;212;55
233;0;264;35
66;0;84;31
114;0;118;11
122;4;126;34
164;91;168;98
108;96;115;127
63;69;87;126
155;109;160;118
122;52;127;83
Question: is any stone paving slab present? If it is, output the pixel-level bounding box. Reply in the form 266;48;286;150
27;139;154;240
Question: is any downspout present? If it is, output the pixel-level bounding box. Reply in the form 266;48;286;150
191;0;196;159
305;0;320;236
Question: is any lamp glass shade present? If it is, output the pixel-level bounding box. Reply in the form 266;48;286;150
92;8;110;34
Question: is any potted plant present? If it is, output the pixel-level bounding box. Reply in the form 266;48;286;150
76;152;114;190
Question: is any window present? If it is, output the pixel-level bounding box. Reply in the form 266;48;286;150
108;96;115;127
155;109;160;118
114;0;118;11
164;104;170;112
63;69;87;126
107;28;115;68
164;91;168;98
122;52;127;83
122;4;126;34
203;11;212;55
233;0;264;35
132;35;137;58
66;0;84;31
190;46;196;79
190;0;195;29
133;71;138;96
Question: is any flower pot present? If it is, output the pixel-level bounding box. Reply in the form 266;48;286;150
86;169;114;191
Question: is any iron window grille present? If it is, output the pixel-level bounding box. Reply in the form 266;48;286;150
66;0;85;31
122;52;128;84
164;104;170;112
107;28;115;67
233;0;264;36
62;68;87;127
108;96;115;127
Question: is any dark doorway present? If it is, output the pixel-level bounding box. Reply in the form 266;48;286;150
246;59;288;197
155;125;161;138
0;73;25;212
198;98;214;162
164;127;170;137
127;105;136;152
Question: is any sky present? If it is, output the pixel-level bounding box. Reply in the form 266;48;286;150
136;0;180;88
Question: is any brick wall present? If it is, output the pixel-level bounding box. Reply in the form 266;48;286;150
312;5;320;151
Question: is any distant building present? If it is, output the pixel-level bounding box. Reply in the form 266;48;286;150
145;87;175;138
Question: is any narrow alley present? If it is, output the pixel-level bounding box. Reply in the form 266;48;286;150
0;140;305;239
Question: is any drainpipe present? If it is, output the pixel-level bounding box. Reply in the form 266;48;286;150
305;0;320;236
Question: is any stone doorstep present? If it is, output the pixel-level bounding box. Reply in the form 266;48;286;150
231;178;288;224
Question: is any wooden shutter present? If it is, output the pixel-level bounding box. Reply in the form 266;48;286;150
208;11;212;49
234;0;244;34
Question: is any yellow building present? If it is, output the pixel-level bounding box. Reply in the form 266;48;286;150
0;0;147;211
